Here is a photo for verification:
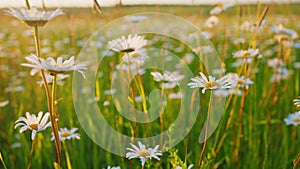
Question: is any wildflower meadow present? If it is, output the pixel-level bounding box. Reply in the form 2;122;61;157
0;1;300;169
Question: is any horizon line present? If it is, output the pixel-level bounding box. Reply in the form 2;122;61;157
0;0;300;8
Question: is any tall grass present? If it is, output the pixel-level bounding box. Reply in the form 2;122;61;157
0;4;299;169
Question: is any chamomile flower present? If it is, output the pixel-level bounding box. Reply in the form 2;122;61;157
204;16;219;28
270;67;291;83
294;97;300;107
37;73;70;85
21;54;86;77
176;164;194;169
122;50;148;65
271;24;299;40
169;92;182;99
107;34;147;53
230;74;254;88
106;166;121;169
14;111;51;140
188;72;234;94
231;58;252;67
5;86;24;93
124;15;147;23
4;7;63;27
151;71;184;83
267;58;286;68
51;127;80;141
0;100;9;108
213;88;242;97
233;48;260;58
160;82;177;89
210;3;233;15
126;141;162;166
240;21;257;32
284;111;300;126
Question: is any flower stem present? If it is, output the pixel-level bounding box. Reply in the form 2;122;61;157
62;141;72;169
234;58;248;166
27;139;35;169
0;152;7;169
51;74;62;164
32;26;61;165
198;90;213;168
159;82;165;146
25;0;31;9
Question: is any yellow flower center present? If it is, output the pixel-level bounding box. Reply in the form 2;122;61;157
61;132;71;137
29;124;39;130
205;81;221;88
24;20;48;27
138;150;150;157
241;51;250;57
217;4;223;8
237;80;244;85
131;52;141;58
293;118;300;123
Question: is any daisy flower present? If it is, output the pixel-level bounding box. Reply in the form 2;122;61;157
213;88;242;97
37;73;70;85
0;100;9;108
230;74;254;88
160;82;177;89
176;164;194;169
126;141;162;166
124;15;148;23
233;48;260;59
271;24;299;40
21;54;86;77
51;127;80;141
267;58;286;68
151;71;184;83
14;111;51;140
284;111;300;126
4;7;63;27
204;16;219;28
210;3;233;15
270;67;291;83
122;50;148;65
106;166;121;169
107;34;147;53
169;92;182;99
188;72;234;94
5;86;24;93
240;21;257;32
294;97;300;107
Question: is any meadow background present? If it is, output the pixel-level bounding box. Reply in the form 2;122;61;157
0;3;300;169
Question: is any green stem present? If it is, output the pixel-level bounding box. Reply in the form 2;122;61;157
137;70;148;114
62;141;72;169
0;152;8;169
159;82;165;146
33;26;40;57
33;26;61;165
235;58;248;166
132;61;147;114
198;90;213;168
51;74;62;164
27;139;35;169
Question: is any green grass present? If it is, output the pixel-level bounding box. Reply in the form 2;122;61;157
0;4;300;169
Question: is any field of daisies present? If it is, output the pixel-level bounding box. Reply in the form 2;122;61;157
0;2;300;169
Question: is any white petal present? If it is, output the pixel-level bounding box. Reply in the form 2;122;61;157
19;126;29;133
